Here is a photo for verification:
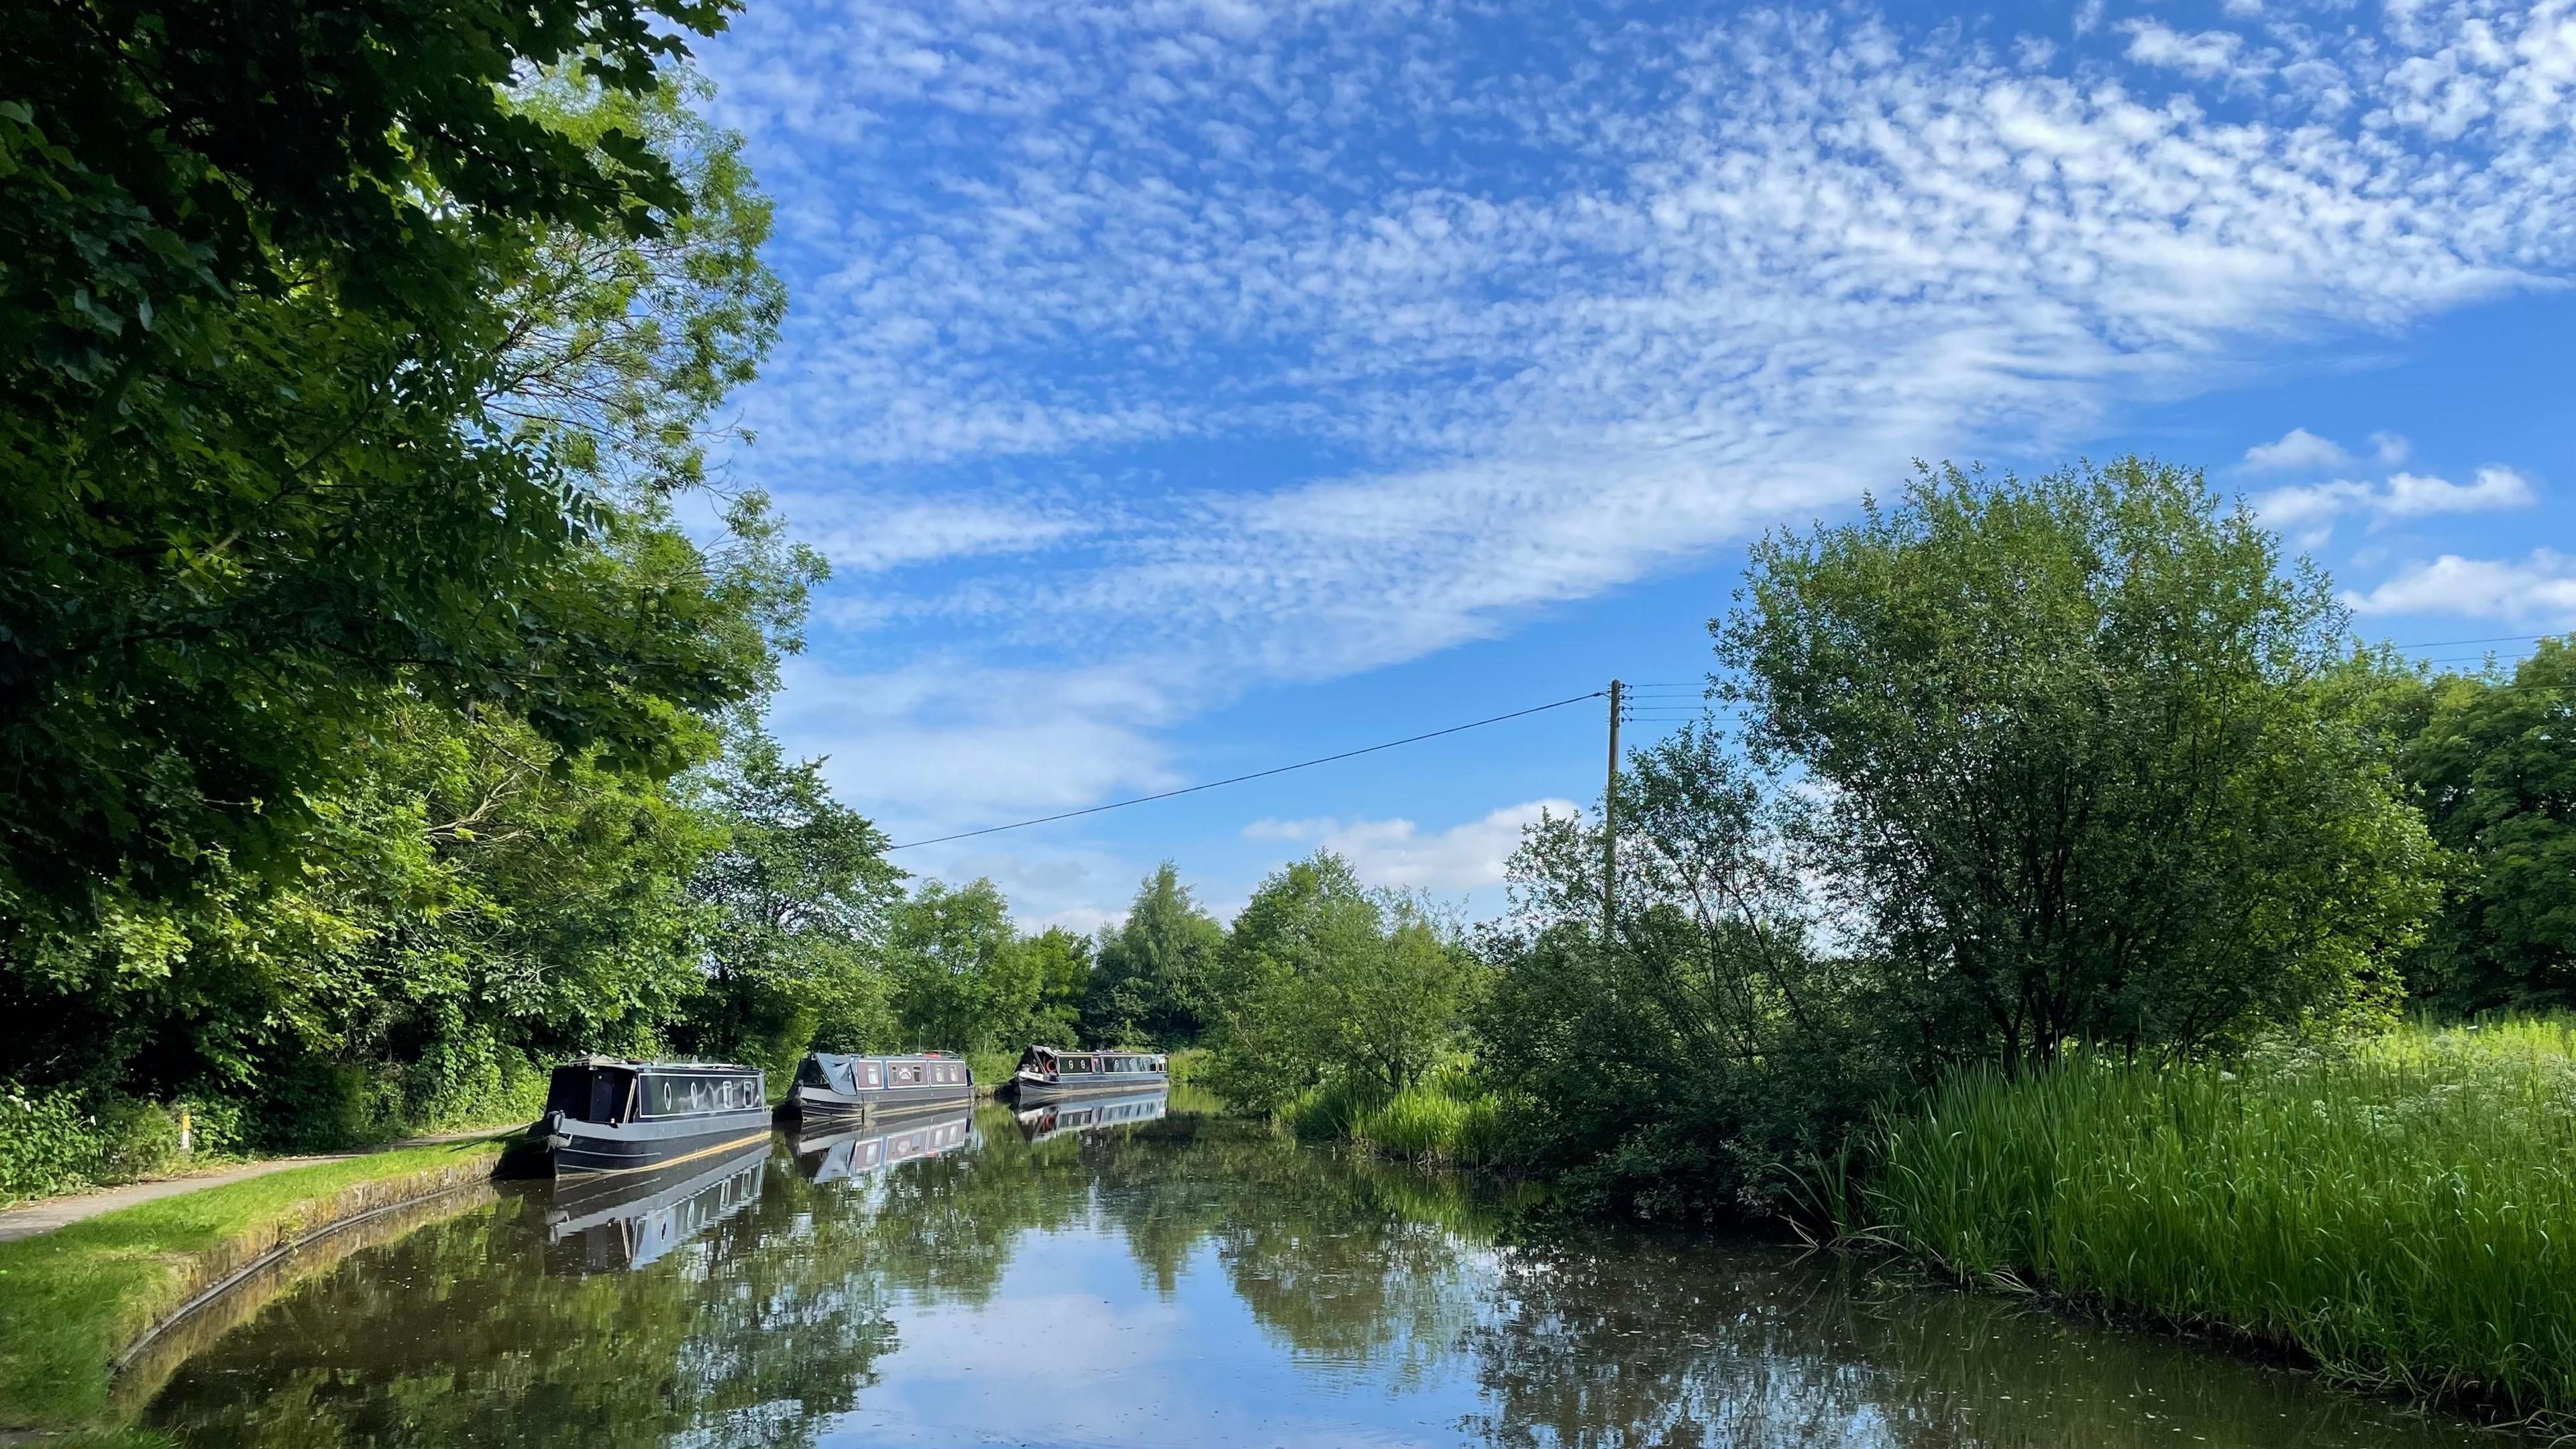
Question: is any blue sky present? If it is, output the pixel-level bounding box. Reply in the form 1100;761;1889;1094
690;0;2576;930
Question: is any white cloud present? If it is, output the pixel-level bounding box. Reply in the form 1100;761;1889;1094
2249;479;2371;541
766;656;1183;836
2243;427;2350;472
2122;19;2254;81
796;496;1094;574
2369;431;2413;466
2251;464;2537;539
2380;466;2537;518
1242;800;1578;894
698;0;2576;878
2343;551;2576;624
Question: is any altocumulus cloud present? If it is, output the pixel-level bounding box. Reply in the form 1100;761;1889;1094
696;0;2576;851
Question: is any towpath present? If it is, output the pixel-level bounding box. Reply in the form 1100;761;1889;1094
0;1130;506;1243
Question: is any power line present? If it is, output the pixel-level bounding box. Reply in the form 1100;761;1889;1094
886;690;1609;851
2388;633;2555;651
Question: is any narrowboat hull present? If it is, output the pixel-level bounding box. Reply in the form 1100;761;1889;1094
533;1106;774;1174
1012;1069;1169;1102
788;1079;976;1120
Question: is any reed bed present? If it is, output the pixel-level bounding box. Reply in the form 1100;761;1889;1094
1869;1018;2576;1422
1288;1064;1505;1167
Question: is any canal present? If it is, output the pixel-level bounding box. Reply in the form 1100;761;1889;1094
142;1096;2510;1448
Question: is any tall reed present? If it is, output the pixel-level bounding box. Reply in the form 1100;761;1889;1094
1869;1018;2576;1421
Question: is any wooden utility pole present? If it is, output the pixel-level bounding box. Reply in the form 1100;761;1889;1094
1604;678;1622;940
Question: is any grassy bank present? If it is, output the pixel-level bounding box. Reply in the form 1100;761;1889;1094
1287;1063;1504;1167
1868;1019;2576;1424
0;1137;506;1434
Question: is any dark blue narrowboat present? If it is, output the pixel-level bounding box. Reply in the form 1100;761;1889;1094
531;1057;769;1175
786;1052;976;1120
1011;1045;1167;1102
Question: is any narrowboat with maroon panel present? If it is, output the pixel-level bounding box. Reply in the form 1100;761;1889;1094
1011;1045;1168;1102
531;1058;769;1174
786;1052;975;1120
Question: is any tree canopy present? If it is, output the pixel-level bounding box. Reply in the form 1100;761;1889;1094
1720;458;2432;1065
2399;640;2576;1013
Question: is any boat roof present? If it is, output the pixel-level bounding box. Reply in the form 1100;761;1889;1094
564;1055;760;1074
1025;1044;1163;1057
806;1051;965;1065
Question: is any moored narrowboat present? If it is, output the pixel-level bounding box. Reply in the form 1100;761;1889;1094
531;1057;769;1175
1011;1045;1168;1102
786;1052;975;1120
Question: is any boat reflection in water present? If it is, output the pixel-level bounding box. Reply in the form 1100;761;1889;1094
1013;1087;1169;1145
792;1104;977;1184
541;1138;768;1273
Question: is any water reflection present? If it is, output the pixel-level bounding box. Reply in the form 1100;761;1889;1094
144;1104;2517;1449
543;1139;767;1273
1010;1085;1169;1144
791;1105;976;1183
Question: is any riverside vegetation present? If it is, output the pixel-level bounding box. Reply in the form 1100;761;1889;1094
0;0;1150;1205
5;0;2575;1433
1155;462;2576;1426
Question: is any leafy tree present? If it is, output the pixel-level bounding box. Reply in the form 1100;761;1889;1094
1719;458;2433;1067
0;32;829;1146
1476;724;1902;1215
682;727;902;1073
2400;641;2576;1012
1022;928;1094;1048
888;881;1040;1054
1083;863;1224;1046
0;0;763;962
1208;852;1481;1114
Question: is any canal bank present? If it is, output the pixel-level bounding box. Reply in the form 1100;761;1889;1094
0;1137;506;1436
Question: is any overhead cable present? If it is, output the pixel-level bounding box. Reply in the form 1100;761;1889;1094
886;690;1608;851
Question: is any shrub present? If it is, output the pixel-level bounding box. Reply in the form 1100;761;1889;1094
0;1088;246;1206
0;1085;107;1204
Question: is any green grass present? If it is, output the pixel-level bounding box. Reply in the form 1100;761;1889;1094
0;1136;504;1432
1868;1018;2576;1424
968;1049;1019;1094
1286;1063;1504;1167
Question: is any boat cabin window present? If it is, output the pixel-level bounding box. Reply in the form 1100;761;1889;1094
892;1063;921;1086
642;1073;758;1116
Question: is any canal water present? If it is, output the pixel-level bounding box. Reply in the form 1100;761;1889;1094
143;1096;2512;1448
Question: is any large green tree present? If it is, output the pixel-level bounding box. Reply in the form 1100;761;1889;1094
1719;458;2433;1066
1476;724;1901;1215
0;0;760;963
2400;641;2576;1012
1083;863;1224;1046
1208;853;1481;1114
0;19;831;1146
682;727;902;1073
888;880;1042;1054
